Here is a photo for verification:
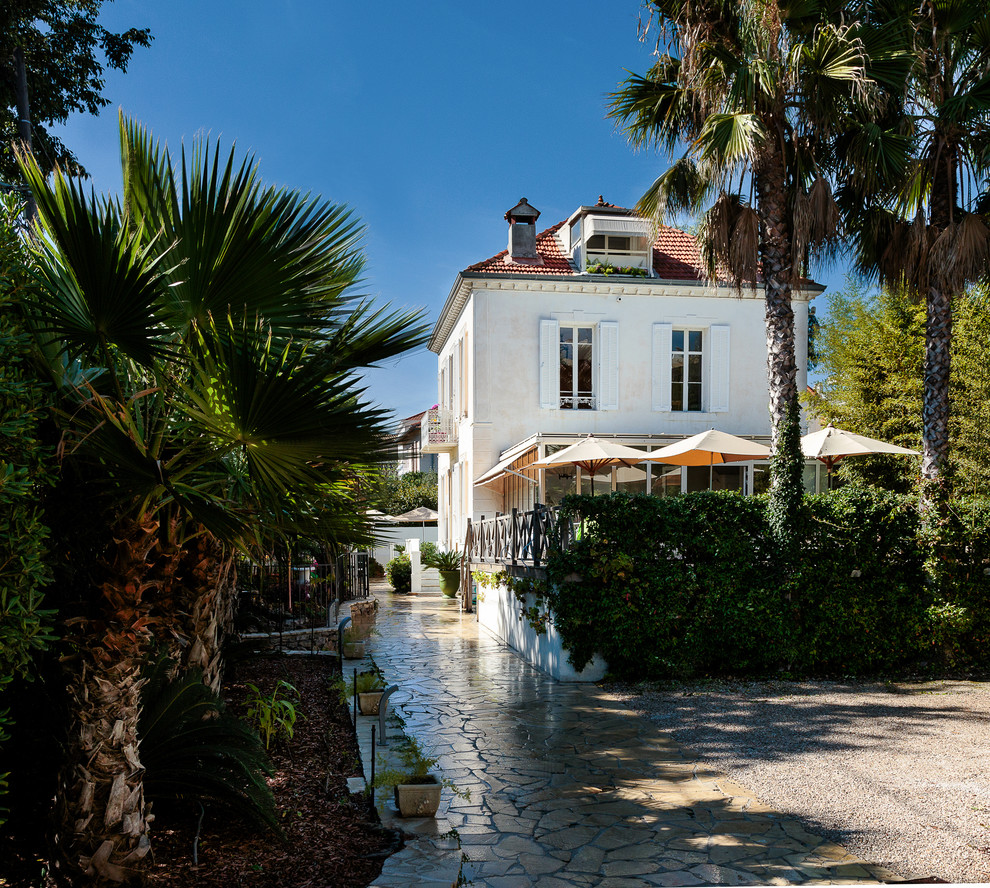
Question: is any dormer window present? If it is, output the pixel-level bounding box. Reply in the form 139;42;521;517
570;212;652;276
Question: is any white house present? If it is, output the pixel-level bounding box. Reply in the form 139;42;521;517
423;197;824;551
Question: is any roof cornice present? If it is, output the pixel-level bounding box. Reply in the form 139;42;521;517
427;272;824;355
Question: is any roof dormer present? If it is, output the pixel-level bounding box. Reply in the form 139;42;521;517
567;198;652;277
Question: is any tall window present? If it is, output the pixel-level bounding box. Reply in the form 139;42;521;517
672;329;703;411
559;326;594;409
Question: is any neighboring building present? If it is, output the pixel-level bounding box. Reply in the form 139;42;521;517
395;411;438;476
423;197;823;550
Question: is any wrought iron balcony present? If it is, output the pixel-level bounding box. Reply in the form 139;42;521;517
420;407;457;454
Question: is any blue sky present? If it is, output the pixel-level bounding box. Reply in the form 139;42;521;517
55;1;846;422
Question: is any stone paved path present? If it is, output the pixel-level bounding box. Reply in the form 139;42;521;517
367;591;900;887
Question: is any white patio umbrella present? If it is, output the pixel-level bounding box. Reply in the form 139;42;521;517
530;436;648;496
649;429;771;490
393;506;440;523
801;424;919;487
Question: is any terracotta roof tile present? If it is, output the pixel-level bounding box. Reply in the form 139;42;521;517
463;219;709;281
464;221;576;276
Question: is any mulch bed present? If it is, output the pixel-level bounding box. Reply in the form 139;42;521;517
149;654;395;888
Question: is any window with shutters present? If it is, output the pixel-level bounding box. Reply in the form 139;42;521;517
671;329;703;412
559;325;595;409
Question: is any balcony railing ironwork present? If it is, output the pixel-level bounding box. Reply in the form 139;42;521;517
465;504;573;570
420;406;457;453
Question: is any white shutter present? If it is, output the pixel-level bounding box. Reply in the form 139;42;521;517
452;343;460;416
653;323;673;411
539;319;559;409
598;321;619;410
709;324;731;412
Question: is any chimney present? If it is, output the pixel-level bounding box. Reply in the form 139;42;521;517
504;198;541;262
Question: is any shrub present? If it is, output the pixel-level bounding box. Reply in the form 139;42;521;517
386;554;412;593
369;557;385;578
245;680;302;750
138;655;279;832
544;487;990;678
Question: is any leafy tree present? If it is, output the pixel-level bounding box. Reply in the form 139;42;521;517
19;117;426;883
0;194;56;823
1;0;150;182
370;467;438;516
808;279;990;496
836;0;990;510
608;0;876;539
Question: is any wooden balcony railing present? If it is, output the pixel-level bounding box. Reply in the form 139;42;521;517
464;504;573;571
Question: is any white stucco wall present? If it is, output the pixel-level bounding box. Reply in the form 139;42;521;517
476;577;607;682
432;271;817;547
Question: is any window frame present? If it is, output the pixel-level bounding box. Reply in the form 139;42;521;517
671;328;704;412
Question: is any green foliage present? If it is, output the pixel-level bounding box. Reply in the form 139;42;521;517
473;570;550;634
422;548;461;571
353;670;385;694
371;736;469;800
544;490;989;678
768;400;805;551
369;467;438;516
245;680;302;750
0;1;152;181
808;280;990;497
586;260;648;277
0;197;57;824
138;656;279;832
386;554;412;594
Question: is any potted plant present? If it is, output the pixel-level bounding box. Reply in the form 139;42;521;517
354;670;386;715
373;737;468;818
422;549;462;597
342;628;366;659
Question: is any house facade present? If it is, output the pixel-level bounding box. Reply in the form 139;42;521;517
423;197;823;550
394;411;439;476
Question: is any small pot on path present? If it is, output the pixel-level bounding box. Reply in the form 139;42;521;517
394;775;441;817
343;641;366;659
358;691;384;715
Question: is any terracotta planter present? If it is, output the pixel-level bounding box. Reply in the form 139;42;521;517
438;570;461;598
343;641;366;659
358;691;384;715
394;775;442;817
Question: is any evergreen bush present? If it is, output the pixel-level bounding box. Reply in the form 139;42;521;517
544;488;989;678
386;554;412;593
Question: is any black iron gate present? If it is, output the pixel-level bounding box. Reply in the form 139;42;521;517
335;550;369;601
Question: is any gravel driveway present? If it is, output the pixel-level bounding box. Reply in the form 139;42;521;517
614;679;990;884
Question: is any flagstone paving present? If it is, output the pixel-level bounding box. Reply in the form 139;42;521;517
360;590;901;887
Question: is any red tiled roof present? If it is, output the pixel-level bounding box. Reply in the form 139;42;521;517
651;226;705;281
463;219;707;281
464;221;576;276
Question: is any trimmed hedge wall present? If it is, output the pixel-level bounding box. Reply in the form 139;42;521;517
544;488;990;678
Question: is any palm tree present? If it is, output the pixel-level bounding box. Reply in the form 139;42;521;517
609;0;873;528
19;118;426;882
836;0;990;510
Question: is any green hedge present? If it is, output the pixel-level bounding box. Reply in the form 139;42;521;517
386;554;411;594
544;487;989;678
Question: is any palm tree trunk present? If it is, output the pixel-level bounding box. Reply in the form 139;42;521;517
177;532;237;692
55;515;165;884
755;140;799;451
755;130;804;541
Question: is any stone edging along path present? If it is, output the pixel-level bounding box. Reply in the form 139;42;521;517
347;590;905;887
